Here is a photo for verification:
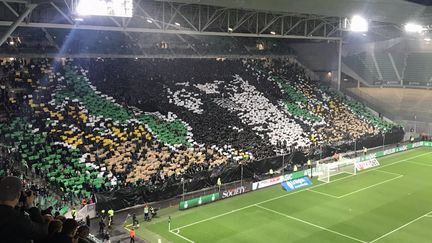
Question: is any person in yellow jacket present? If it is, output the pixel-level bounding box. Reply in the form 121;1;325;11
108;209;114;223
71;207;77;220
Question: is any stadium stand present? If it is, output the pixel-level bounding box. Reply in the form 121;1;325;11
403;53;432;86
375;52;399;84
0;57;402;211
343;53;380;84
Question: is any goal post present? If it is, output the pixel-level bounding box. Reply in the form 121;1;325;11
317;159;357;183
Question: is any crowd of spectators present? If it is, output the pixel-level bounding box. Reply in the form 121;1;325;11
0;57;400;206
0;176;94;243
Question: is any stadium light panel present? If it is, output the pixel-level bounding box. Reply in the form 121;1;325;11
405;23;424;33
76;0;133;17
350;15;368;32
73;16;84;22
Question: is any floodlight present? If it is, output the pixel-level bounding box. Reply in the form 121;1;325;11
405;23;424;33
270;31;276;35
424;37;431;42
228;27;233;32
73;16;84;22
9;41;14;45
175;22;181;26
350;15;368;32
75;0;133;17
146;18;153;23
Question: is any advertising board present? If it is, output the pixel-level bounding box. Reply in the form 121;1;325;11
281;176;312;192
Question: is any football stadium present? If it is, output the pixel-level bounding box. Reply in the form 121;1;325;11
2;0;432;242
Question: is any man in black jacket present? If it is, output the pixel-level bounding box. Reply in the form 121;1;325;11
0;176;48;243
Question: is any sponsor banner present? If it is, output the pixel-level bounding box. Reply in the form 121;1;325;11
252;171;306;191
179;193;220;210
282;171;305;181
221;186;247;199
357;143;422;163
355;158;380;171
252;176;281;190
422;141;432;147
383;145;409;156
281;176;312;192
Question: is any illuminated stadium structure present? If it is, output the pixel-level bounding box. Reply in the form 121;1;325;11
2;0;432;242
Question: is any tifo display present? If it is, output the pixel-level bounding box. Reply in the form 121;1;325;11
0;58;403;211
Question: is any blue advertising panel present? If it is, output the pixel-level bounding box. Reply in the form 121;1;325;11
281;176;313;192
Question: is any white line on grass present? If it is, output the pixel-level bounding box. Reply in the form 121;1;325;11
337;175;403;199
170;150;432;234
255;205;367;243
169;229;195;243
307;189;339;198
309;171;404;199
376;151;432;170
405;160;432;167
172;170;360;231
369;210;432;243
374;169;404;177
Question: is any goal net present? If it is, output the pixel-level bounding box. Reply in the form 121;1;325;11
317;159;357;183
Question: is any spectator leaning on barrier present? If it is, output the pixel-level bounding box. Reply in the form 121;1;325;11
0;176;49;243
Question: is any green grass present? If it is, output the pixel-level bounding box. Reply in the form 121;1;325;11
130;148;432;243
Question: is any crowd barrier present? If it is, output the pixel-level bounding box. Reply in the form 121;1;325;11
64;203;97;220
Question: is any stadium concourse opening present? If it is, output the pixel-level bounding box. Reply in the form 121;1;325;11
2;0;432;242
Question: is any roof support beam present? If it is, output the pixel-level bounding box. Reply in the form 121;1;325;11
0;20;341;40
50;2;73;24
135;0;162;29
2;1;18;17
168;2;198;31
2;0;27;3
259;15;281;34
41;27;60;50
0;3;36;46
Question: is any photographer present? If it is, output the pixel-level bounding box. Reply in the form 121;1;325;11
0;176;49;242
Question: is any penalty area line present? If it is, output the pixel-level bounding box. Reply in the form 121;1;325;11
369;210;432;243
255;205;367;243
336;175;403;199
307;189;339;198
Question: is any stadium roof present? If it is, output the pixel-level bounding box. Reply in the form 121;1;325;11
160;0;427;24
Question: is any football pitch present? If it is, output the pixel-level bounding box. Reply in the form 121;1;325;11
135;148;432;243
